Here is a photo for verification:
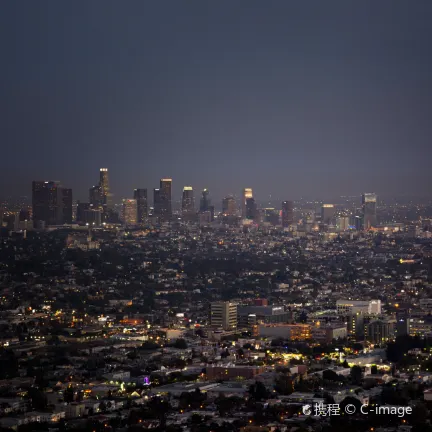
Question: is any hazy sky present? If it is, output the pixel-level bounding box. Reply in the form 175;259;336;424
1;1;431;203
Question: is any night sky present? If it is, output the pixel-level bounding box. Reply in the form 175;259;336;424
1;1;431;203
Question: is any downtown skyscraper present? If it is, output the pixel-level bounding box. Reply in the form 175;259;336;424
122;199;137;227
281;200;294;228
362;193;377;230
222;196;237;216
32;181;72;227
241;188;253;219
182;186;195;214
134;188;148;225
99;168;111;209
159;178;172;222
200;189;210;212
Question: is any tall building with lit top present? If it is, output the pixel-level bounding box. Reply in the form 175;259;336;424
282;201;294;228
242;188;253;218
99;168;111;208
222;196;237;216
153;188;161;219
182;186;194;214
134;188;148;225
362;193;377;230
122;199;137;227
159;179;172;222
321;204;335;224
200;189;210;212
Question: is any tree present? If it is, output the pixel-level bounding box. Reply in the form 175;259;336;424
28;387;47;410
190;413;203;425
141;341;160;350
274;373;294;395
411;402;429;427
147;397;171;428
298;311;308;323
173;339;188;349
339;396;362;413
350;365;363;385
249;381;269;401
323;369;340;382
63;385;74;403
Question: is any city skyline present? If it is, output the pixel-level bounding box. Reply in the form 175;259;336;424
1;1;431;200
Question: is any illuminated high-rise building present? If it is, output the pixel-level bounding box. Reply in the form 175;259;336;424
210;301;238;330
281;201;294;228
242;188;253;218
159;178;172;222
32;181;65;227
99;168;111;208
321;204;335;224
84;207;102;226
134;188;148;225
153;188;161;218
182;186;195;214
199;189;214;220
362;193;377;230
89;184;102;207
200;189;210;212
336;216;350;231
122;199;137;226
222;196;237;216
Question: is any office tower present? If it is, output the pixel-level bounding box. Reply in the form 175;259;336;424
159;178;172;222
366;319;395;344
133;188;148;225
263;208;279;225
210;301;238;330
199;211;212;226
32;181;64;227
242;188;253;218
395;309;410;337
200;188;210;212
89;185;102;207
245;197;257;221
76;202;90;223
153;188;161;219
336;216;350;231
62;188;73;224
321;204;335;224
122;199;137;226
181;186;194;214
99;168;111;207
362;193;377;230
84;207;102;226
281;201;294;228
222;196;237;216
